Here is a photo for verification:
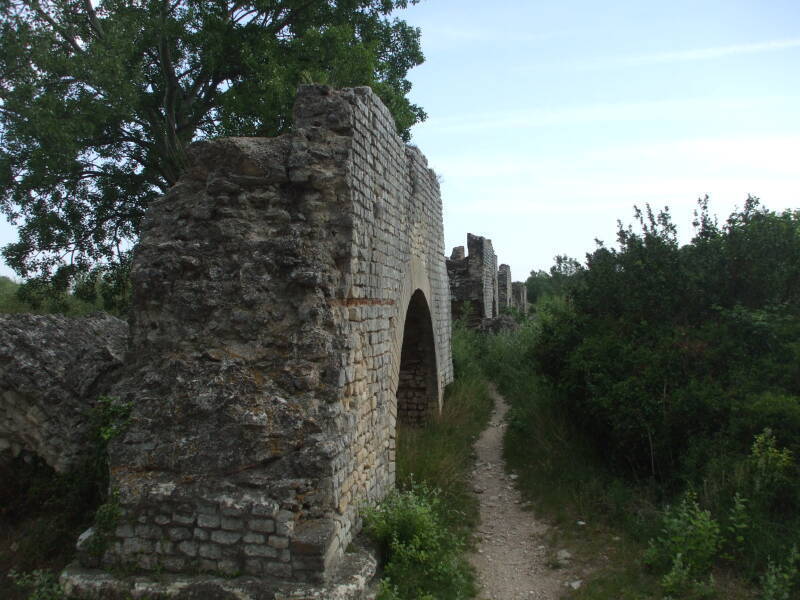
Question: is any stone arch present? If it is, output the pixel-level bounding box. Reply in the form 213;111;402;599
396;289;438;426
0;314;126;473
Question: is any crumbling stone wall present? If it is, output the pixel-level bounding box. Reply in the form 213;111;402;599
498;264;512;312
0;313;127;473
446;233;498;325
73;86;452;590
512;282;528;314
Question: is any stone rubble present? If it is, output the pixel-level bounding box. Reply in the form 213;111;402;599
498;264;513;312
512;281;529;314
446;233;499;326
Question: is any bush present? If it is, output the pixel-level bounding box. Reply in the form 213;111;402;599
760;546;799;600
645;491;721;577
364;484;474;600
749;428;795;507
515;200;800;587
660;554;715;599
8;569;64;600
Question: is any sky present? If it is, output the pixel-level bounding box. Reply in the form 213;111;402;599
396;0;800;281
1;0;799;282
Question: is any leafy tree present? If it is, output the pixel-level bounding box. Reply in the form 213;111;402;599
525;255;582;304
0;0;425;295
533;198;800;480
525;270;551;304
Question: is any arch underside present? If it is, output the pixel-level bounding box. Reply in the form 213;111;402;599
396;289;439;426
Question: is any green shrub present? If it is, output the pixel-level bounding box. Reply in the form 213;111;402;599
721;493;749;562
0;272;129;316
8;569;64;600
645;491;721;577
760;546;799;600
749;428;795;506
364;485;474;600
660;554;715;599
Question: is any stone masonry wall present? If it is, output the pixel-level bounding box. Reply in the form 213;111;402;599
79;86;453;590
0;314;127;473
446;233;499;325
512;282;528;314
498;264;512;312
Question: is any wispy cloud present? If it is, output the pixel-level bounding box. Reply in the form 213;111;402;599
560;38;800;73
421;25;578;47
426;136;796;185
436;135;800;216
512;38;800;74
420;96;792;134
613;38;800;66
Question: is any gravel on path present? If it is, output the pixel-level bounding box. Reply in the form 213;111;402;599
468;385;576;600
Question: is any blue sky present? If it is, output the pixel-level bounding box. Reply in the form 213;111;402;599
399;0;800;281
1;0;798;282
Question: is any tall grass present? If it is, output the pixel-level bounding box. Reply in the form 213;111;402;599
480;302;638;525
396;322;492;532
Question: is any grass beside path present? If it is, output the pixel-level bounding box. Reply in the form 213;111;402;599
482;319;758;600
396;331;493;534
368;324;493;599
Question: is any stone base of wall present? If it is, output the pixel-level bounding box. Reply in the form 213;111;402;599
61;541;377;600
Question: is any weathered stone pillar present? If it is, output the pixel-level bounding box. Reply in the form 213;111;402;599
498;264;512;312
446;233;499;325
512;282;529;314
63;86;453;598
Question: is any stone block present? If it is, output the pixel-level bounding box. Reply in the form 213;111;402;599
248;518;275;533
178;540;198;557
197;514;220;528
210;530;241;545
198;544;222;560
167;527;192;541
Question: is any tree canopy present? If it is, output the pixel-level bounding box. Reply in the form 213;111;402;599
533;197;800;480
0;0;425;296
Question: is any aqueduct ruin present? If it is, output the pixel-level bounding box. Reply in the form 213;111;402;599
446;233;499;325
0;85;536;598
56;85;453;597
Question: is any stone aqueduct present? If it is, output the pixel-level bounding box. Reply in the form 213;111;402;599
0;86;527;597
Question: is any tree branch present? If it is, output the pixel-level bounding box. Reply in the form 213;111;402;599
30;0;85;55
83;0;105;38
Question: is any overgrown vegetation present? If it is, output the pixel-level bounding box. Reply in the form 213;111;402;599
7;569;64;600
0;396;130;600
491;197;800;599
365;484;473;600
365;321;493;599
0;275;126;316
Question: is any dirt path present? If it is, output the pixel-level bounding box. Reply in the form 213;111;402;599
468;385;578;600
